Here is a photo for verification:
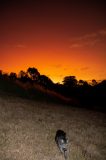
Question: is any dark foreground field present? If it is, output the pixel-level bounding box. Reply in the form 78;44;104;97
0;95;106;160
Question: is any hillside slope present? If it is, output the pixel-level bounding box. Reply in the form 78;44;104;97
0;95;106;160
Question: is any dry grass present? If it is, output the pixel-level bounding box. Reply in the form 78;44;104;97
0;95;106;160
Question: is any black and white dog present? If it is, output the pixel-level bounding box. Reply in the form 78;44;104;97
55;130;68;159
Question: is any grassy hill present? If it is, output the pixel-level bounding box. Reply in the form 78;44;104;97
0;78;71;105
0;94;106;160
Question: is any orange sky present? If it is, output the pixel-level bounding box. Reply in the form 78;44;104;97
0;0;106;83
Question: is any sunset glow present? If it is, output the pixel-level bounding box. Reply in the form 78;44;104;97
0;0;106;83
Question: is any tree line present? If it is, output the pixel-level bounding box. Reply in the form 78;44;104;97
0;67;104;87
0;67;106;110
0;67;53;89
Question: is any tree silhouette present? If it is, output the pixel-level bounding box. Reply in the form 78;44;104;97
100;80;106;86
18;70;27;78
18;70;29;83
63;76;78;88
92;79;97;86
78;79;89;86
0;70;3;78
2;73;9;80
39;75;53;89
9;72;17;80
79;79;85;85
27;67;40;81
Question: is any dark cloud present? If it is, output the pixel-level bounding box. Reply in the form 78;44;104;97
70;29;106;49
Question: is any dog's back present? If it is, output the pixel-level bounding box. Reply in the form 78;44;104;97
55;130;68;159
